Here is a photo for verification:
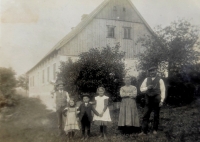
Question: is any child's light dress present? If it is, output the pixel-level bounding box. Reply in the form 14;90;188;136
93;95;111;125
64;107;80;133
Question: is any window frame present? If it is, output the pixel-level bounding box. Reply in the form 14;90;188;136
42;70;45;84
123;27;132;39
107;25;116;38
47;67;50;82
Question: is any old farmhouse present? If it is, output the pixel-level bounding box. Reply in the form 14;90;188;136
27;0;154;110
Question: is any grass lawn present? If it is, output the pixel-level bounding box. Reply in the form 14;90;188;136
0;95;200;142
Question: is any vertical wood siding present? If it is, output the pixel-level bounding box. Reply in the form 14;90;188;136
61;18;150;58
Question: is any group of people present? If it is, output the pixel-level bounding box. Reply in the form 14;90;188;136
51;66;166;140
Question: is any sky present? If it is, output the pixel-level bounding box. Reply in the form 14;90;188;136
0;0;200;76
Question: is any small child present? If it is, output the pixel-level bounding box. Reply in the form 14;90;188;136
78;94;101;140
63;99;80;139
93;87;112;140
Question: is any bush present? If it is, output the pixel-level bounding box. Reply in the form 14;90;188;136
0;67;18;108
166;73;196;106
59;45;125;102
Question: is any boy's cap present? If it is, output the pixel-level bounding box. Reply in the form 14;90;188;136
82;93;90;98
148;66;157;71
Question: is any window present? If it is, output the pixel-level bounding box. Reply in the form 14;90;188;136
33;76;34;86
38;72;39;85
42;70;45;83
30;77;32;87
107;26;115;38
53;63;56;80
47;67;50;82
124;27;131;39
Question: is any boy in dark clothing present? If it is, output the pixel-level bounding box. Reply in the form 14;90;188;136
78;94;102;140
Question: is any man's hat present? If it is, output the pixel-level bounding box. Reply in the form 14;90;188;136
148;66;157;71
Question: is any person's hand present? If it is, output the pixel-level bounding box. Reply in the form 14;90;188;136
63;112;67;117
130;96;135;99
147;85;153;90
99;112;104;117
159;102;163;107
89;101;94;105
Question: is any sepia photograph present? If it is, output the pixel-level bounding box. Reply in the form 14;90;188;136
0;0;200;141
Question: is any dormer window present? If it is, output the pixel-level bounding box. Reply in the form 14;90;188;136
107;25;115;38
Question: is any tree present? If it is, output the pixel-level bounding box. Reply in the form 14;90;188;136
137;19;200;77
17;74;29;95
0;67;17;97
59;45;126;101
137;19;200;106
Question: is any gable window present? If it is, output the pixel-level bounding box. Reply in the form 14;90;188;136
107;25;115;38
123;27;131;39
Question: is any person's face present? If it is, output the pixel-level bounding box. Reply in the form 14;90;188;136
58;85;63;90
98;88;105;96
69;100;75;107
149;69;157;77
124;78;131;85
83;96;89;103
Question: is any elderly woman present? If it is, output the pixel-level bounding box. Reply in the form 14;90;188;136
118;76;140;134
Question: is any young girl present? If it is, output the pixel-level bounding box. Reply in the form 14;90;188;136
93;87;111;140
63;99;80;139
118;76;140;134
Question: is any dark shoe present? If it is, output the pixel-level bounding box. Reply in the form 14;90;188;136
72;131;75;138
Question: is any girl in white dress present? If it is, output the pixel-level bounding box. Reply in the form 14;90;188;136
93;87;111;140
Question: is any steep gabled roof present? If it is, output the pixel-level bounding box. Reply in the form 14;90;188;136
27;0;155;74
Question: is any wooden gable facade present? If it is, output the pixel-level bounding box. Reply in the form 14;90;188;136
58;0;153;59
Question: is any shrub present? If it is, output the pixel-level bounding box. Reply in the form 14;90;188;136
0;67;18;108
59;45;125;102
166;73;196;106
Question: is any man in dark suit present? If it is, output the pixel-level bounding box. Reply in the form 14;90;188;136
78;94;102;140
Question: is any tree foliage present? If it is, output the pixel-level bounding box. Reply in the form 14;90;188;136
0;67;18;108
0;67;17;97
59;45;126;101
137;19;200;76
137;19;200;106
17;74;29;91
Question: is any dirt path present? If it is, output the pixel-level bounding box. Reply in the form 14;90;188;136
0;96;200;142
